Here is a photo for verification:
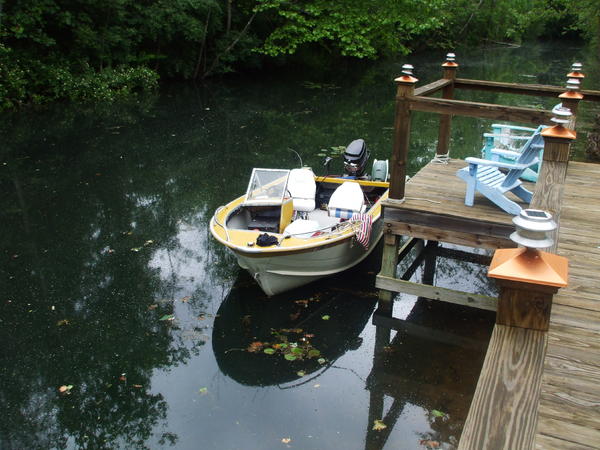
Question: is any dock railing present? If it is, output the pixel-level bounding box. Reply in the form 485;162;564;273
381;55;600;449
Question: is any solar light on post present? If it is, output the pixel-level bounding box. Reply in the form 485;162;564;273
488;209;568;331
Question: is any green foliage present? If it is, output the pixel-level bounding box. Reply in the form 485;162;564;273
254;0;448;58
0;0;596;110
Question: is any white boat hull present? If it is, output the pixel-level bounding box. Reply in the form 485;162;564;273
230;219;383;295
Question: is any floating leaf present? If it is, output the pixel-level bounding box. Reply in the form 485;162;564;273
291;347;303;355
130;247;142;252
321;315;330;320
247;341;264;353
57;319;70;326
419;439;440;448
159;314;175;321
284;354;297;361
431;409;446;418
144;240;154;246
372;419;387;431
281;438;291;444
58;385;73;393
133;384;143;388
198;387;208;394
313;384;320;388
307;349;321;358
263;348;276;355
317;358;326;364
296;370;306;377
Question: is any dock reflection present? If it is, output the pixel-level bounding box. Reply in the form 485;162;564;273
366;258;494;450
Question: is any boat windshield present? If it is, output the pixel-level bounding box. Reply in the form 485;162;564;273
244;168;290;205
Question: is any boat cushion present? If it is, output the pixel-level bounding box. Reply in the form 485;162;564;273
287;168;316;212
328;182;365;219
283;219;321;239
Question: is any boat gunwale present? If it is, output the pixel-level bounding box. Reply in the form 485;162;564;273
209;178;388;255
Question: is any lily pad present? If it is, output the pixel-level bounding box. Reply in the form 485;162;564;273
159;314;175;321
321;315;330;320
284;354;297;361
263;348;275;355
431;409;447;418
307;349;321;358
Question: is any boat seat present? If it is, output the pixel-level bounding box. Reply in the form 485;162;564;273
287;168;316;212
283;219;321;239
328;182;365;219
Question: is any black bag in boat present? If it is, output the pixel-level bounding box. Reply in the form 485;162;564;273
256;233;278;247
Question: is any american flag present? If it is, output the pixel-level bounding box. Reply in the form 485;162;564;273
352;213;372;250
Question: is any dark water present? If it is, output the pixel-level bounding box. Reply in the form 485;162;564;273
1;41;598;449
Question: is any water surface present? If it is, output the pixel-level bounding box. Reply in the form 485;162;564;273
1;41;598;449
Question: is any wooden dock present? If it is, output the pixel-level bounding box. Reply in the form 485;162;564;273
375;55;600;449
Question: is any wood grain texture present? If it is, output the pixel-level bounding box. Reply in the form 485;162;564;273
496;284;554;331
409;96;554;124
376;274;498;311
458;325;547;450
413;78;452;96
454;78;600;102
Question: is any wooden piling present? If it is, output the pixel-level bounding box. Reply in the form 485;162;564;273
531;118;576;253
389;65;418;201
436;53;458;159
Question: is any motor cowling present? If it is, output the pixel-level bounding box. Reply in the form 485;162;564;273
343;139;370;178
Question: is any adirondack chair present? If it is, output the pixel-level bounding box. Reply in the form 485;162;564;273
481;124;545;182
457;130;544;215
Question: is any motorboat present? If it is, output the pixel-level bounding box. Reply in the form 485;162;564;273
209;139;389;296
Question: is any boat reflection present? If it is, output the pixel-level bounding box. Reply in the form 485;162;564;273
212;261;379;387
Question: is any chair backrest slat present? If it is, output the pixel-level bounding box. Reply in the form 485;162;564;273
501;129;544;187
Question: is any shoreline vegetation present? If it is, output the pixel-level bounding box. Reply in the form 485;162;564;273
1;0;599;111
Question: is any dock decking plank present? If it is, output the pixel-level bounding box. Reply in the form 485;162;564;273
379;157;600;449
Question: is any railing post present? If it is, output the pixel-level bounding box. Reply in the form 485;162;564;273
561;65;584;118
488;210;568;331
530;107;576;253
389;64;418;202
435;53;458;161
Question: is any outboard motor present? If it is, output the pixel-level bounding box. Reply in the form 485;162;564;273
343;139;370;178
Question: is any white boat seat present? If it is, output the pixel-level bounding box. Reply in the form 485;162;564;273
328;181;365;219
287;168;316;212
283;219;321;239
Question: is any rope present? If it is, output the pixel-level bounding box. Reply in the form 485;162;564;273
406;197;442;204
431;153;450;164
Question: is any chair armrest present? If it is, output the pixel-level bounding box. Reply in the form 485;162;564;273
465;156;538;171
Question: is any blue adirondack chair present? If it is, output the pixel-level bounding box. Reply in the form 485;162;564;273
481;124;545;182
456;130;544;215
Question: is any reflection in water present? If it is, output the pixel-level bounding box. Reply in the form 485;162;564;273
0;41;596;449
212;271;377;387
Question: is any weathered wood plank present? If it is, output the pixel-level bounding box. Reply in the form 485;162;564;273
454;78;600;102
413;78;452;96
535;433;593;450
385;221;513;249
409;96;554;124
376;274;498;311
458;325;547;450
536;416;600;448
